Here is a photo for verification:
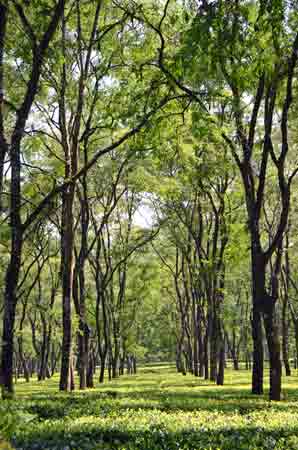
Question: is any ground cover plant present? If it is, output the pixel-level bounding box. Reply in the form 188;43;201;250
1;365;298;450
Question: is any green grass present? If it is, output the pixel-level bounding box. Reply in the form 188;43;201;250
2;365;298;449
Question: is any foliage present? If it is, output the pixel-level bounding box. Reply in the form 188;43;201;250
5;365;298;450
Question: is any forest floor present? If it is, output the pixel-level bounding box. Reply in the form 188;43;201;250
2;364;298;450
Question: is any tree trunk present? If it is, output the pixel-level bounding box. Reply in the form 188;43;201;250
251;307;264;394
282;240;291;376
263;303;282;401
282;296;291;376
176;340;184;373
293;322;298;371
17;337;30;382
1;232;23;398
59;185;75;391
203;328;209;380
251;252;265;395
193;301;199;377
86;349;94;388
216;334;225;385
99;362;105;384
209;306;218;382
38;313;48;381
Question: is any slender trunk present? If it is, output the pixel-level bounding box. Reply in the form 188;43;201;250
217;333;225;385
282;239;291;376
251;252;264;395
99;362;105;384
226;331;239;370
126;355;132;374
38;313;48;381
17;337;30;382
95;279;108;384
198;332;204;377
1;131;23;398
185;330;193;374
1;229;23;398
86;347;94;388
282;297;291;376
203;327;209;380
210;304;218;382
0;5;8;214
176;340;184;373
263;303;282;401
197;306;204;377
293;322;298;370
251;307;264;394
193;300;199;376
59;185;75;391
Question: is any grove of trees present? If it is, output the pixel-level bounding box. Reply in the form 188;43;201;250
1;0;298;403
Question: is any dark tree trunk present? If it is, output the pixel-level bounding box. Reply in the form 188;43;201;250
86;348;94;388
263;302;282;401
282;296;291;376
38;313;48;381
193;301;199;377
217;334;225;385
126;355;132;375
176;340;184;373
251;307;264;394
17;337;30;382
1;230;23;398
112;334;120;379
99;362;105;384
73;166;90;390
186;331;193;374
59;185;75;391
209;305;218;382
198;332;204;377
293;322;298;371
108;352;112;381
251;252;265;395
282;239;291;376
203;328;209;380
226;331;240;370
1;133;23;398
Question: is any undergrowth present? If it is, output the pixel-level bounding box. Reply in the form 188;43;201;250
2;365;298;450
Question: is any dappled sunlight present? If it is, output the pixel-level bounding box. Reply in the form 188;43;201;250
5;365;298;449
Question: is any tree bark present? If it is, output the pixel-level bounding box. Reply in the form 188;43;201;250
251;252;265;395
263;301;282;401
216;332;225;385
59;185;75;391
